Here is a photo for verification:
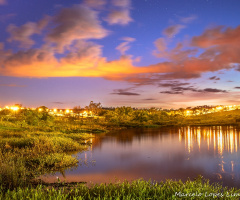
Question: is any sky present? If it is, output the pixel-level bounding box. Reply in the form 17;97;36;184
0;0;240;109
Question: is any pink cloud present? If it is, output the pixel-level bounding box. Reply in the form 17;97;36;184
106;9;133;25
153;38;167;54
61;40;102;66
83;0;106;8
46;5;108;51
179;15;197;24
163;24;185;38
116;37;135;55
112;0;131;7
0;0;6;5
106;0;132;25
7;16;49;48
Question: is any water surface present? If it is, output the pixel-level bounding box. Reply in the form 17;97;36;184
44;126;240;188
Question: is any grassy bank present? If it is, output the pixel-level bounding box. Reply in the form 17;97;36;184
1;178;240;199
101;107;240;128
0;117;93;190
179;110;240;126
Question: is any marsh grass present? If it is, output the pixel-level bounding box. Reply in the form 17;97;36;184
1;178;240;199
0;120;93;190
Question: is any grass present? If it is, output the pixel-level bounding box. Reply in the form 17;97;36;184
1;178;240;199
0;120;93;190
178;110;240;126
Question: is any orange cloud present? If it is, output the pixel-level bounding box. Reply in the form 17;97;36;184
0;46;165;78
192;26;240;69
192;26;240;48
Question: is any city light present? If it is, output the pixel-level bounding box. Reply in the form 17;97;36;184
11;106;19;111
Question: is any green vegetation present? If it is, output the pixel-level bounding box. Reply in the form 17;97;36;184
0;109;93;190
102;107;240;127
1;106;240;198
1;178;240;199
181;110;240;126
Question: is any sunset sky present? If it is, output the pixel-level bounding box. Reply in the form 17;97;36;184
0;0;240;109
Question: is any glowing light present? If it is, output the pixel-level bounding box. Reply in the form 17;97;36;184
65;109;70;113
230;131;234;153
53;109;57;112
187;127;192;153
38;108;42;112
179;129;182;142
231;161;234;172
197;128;201;151
11;106;19;111
218;130;223;156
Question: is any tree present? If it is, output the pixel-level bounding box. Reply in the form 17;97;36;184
132;110;148;124
85;101;102;116
73;106;82;118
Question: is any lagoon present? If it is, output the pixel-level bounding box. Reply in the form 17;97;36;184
44;126;240;188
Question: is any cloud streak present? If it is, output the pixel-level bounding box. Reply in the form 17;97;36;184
163;24;185;38
111;88;140;96
209;76;220;80
159;81;227;95
116;37;135;55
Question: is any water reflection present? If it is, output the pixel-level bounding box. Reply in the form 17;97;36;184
179;126;240;186
179;126;239;155
43;126;240;188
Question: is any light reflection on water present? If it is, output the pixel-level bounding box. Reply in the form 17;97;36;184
43;126;240;188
